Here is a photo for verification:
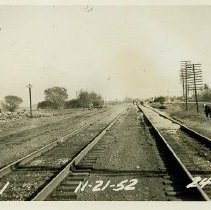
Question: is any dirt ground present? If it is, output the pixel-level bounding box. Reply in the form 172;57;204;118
0;108;95;137
150;102;211;139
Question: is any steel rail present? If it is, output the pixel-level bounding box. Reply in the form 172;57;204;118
31;111;125;201
137;104;210;201
0;108;115;178
0;123;91;178
144;104;211;148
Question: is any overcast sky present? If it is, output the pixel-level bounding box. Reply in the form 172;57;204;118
0;5;211;104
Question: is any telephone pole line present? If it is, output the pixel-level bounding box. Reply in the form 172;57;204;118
180;60;191;110
180;61;202;113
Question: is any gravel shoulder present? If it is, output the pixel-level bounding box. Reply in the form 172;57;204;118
151;102;211;139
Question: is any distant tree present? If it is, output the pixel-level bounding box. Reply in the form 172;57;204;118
199;84;211;102
201;92;211;102
1;95;23;112
154;96;166;105
78;90;91;107
44;87;68;109
77;90;104;108
89;92;98;101
89;92;104;107
90;92;101;100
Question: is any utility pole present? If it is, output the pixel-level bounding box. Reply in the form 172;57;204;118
186;63;202;113
180;62;185;99
180;61;191;110
27;84;32;118
185;63;188;110
193;64;199;113
180;61;202;113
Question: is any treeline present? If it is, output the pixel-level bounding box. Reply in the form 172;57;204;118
37;87;104;109
0;87;104;112
65;90;103;109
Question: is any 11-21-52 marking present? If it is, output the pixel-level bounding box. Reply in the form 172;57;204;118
74;179;138;193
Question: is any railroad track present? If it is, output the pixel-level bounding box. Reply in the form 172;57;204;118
0;107;117;169
0;108;108;145
0;108;126;201
31;105;210;201
137;104;211;201
32;114;120;201
1;104;210;201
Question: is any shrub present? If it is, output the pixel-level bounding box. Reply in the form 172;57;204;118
154;96;166;105
37;100;53;109
64;99;80;108
92;100;104;108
